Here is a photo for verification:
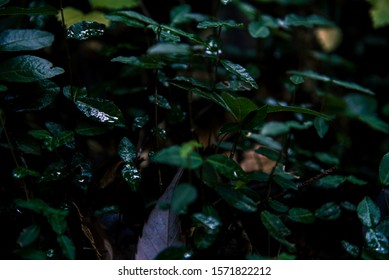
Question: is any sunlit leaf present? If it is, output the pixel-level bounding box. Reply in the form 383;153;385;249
0;29;54;51
153;145;203;169
367;0;389;28
357;196;381;228
288;208;315;223
315;202;341;220
220;60;258;90
66;21;105;40
171;183;198;214
379;152;389;185
122;164;141;191
0;55;64;83
60;7;109;27
119;137;137;163
57;235;75;260
75;97;125;127
17;225;41;247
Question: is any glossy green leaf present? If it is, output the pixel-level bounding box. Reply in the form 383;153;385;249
261;211;296;252
39;160;69;183
206;154;246;180
0;55;64;83
314;117;329;138
379;152;389;185
15;198;48;214
148;43;191;56
66;21;105;40
357;196;381;228
288;70;375;95
113;10;158;26
0;29;54;51
248;21;270;38
290;75;304;85
75;97;125;127
192;207;221;232
112;55;164;69
122;164;141;191
267;105;332;120
288;208;315;223
118;137;137;163
213;184;257;212
12;166;40;179
0;6;58;16
171;183;198;214
90;0;138;9
57;235;75;260
149;95;171;110
268;200;289;213
273;175;298;190
220;60;258;90
17;225;41;247
315;175;346;189
75;122;112;136
160;25;205;45
153;145;203;169
365;229;389;255
105;13;145;28
197;20;243;29
341;240;360;257
28;129;51;140
221;92;259;121
315;202;341;220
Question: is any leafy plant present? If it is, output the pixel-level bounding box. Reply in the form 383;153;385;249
0;0;388;260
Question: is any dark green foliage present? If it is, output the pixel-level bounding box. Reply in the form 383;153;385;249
0;0;388;260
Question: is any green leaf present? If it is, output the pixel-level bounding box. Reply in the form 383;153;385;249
314;152;340;165
111;55;165;69
284;14;334;28
12;166;40;179
60;7;109;27
288;208;316;223
315;175;346;189
315;202;341;220
0;29;54;51
376;219;389;237
367;0;389;28
273;175;298;190
66;21;105;40
17;225;41;247
112;10;158;26
39;160;69;183
221;92;259;121
358;115;389;134
121;164;141;191
119;137;137;163
161;25;205;46
220;60;259;90
28;129;51;140
0;84;7;91
90;0;139;9
192;206;221;232
0;6;58;16
255;146;280;162
213;184;257;212
75;122;112;136
0;1;9;7
132;114;149;130
287;70;375;95
357;197;381;228
365;229;389;255
147;42;191;56
206;154;246;180
267;105;332;120
149;95;171;110
289;75;304;85
171;183;198;214
260;211;295;252
57;235;76;260
47;211;68;235
341;240;360;257
240;105;268;130
379;152;389;185
314;117;329;138
268;200;289;213
0;55;64;83
248;21;270;38
14;248;47;260
153;145;203;169
75;97;125;127
105;13;145;28
197;20;243;29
